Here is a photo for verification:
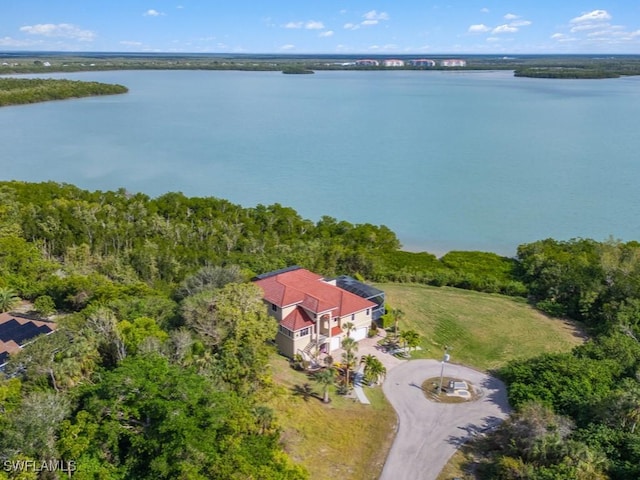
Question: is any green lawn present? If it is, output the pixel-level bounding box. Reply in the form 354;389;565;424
268;283;586;479
267;351;396;480
379;283;585;371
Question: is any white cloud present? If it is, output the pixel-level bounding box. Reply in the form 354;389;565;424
363;10;389;21
285;20;325;30
319;30;334;37
492;24;518;34
280;44;295;50
481;8;490;14
0;36;35;47
504;13;519;20
468;24;491;33
305;21;324;30
346;10;390;28
570;23;600;32
486;37;500;42
510;20;532;27
120;40;143;46
143;9;164;17
19;23;96;41
571;10;611;24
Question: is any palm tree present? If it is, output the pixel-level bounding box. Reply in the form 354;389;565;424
342;321;355;338
314;368;335;403
361;354;387;385
392;308;405;340
341;337;358;388
0;287;20;313
253;405;275;434
399;329;421;354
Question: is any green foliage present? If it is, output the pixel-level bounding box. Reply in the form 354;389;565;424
0;78;128;107
374;249;526;296
117;316;169;355
0;287;20;313
32;295;56;317
59;355;307;479
500;353;617;421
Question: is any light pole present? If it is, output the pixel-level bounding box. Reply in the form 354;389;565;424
438;347;451;394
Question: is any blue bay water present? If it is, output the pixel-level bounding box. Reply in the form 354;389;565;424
1;69;639;256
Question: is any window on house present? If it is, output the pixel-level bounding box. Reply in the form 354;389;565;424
271;303;278;312
366;309;370;316
278;325;292;338
351;314;355;321
299;327;311;337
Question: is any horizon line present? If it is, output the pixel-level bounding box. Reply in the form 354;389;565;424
2;50;639;57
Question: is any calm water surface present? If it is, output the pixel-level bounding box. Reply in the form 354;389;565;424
1;70;639;255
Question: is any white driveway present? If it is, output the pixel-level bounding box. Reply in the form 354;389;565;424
380;360;510;480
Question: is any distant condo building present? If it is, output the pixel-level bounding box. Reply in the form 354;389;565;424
382;59;404;67
441;59;467;67
355;59;380;67
408;59;436;67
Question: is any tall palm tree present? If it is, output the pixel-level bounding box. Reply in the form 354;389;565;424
392;308;405;340
341;337;358;388
0;287;20;313
315;368;335;403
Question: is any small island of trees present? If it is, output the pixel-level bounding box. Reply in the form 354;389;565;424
0;78;128;107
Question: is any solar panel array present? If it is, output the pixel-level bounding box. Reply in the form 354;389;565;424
335;275;384;300
0;317;53;346
335;275;386;320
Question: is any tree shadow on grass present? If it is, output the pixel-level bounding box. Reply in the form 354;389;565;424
291;383;322;402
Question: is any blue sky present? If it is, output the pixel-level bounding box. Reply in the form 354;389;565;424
2;1;640;54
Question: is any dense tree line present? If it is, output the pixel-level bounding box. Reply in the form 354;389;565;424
4;181;640;478
0;78;128;107
475;238;640;479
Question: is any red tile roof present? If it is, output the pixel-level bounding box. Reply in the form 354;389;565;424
280;307;315;332
254;268;375;316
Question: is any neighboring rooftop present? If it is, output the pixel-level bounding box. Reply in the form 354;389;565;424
0;312;56;367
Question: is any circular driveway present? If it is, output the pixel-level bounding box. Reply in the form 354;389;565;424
380;360;510;480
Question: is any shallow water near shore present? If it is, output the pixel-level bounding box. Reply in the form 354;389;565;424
1;69;639;256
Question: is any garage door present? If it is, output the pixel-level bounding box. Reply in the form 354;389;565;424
351;327;368;341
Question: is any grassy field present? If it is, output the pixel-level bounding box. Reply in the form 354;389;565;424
268;283;585;479
267;352;396;479
378;283;585;371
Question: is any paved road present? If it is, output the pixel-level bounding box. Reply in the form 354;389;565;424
380;360;510;480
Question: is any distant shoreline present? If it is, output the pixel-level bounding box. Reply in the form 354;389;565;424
2;52;640;79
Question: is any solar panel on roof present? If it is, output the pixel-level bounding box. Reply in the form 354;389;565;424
13;323;41;345
336;275;384;298
38;324;53;335
0;319;21;341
